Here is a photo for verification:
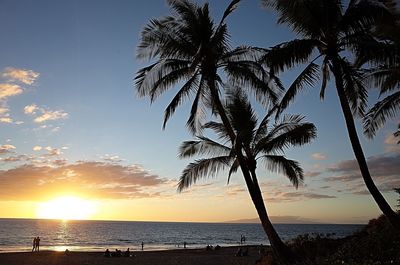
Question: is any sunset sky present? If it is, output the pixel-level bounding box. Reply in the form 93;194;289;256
0;0;399;224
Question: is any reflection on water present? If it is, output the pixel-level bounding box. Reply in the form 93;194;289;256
0;219;364;252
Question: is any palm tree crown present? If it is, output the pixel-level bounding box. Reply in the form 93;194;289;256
359;10;400;138
178;90;316;192
262;0;395;117
136;0;279;135
262;0;400;228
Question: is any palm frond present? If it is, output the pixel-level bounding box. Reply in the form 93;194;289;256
226;90;257;146
177;156;232;192
262;39;318;73
363;91;400;138
219;0;241;26
262;0;337;38
320;57;331;100
178;136;231;158
256;122;316;155
186;83;206;135
260;155;304;189
341;0;394;35
337;57;368;117
163;72;199;129
202;121;231;142
224;60;280;106
277;62;319;117
135;59;191;101
227;158;239;185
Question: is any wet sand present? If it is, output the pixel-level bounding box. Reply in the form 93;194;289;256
0;246;266;265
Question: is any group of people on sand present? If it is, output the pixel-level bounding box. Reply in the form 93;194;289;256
31;237;40;252
104;248;133;258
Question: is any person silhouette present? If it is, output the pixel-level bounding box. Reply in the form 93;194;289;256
32;237;37;252
36;237;41;251
141;242;144;251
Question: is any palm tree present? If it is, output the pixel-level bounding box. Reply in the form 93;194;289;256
360;10;400;139
262;0;400;228
135;0;297;262
178;90;316;263
136;0;277;136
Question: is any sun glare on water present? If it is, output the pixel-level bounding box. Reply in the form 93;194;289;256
36;196;97;221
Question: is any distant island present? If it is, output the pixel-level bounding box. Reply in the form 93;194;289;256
226;216;323;224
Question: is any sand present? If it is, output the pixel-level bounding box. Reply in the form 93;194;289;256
0;246;266;265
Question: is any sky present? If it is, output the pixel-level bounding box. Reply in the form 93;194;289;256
0;0;399;224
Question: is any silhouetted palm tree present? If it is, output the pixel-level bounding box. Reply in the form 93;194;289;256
135;1;296;261
262;0;400;228
360;9;400;138
178;90;316;263
136;0;278;135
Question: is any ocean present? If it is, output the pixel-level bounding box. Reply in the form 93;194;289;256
0;219;363;252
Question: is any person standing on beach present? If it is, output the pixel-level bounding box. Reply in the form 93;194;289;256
141;241;144;251
32;237;37;252
36;237;40;251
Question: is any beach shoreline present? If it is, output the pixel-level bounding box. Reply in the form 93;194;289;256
0;245;266;265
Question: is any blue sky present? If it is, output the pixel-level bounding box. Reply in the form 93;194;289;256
0;0;398;223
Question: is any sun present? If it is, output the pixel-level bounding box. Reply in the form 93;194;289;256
36;196;97;220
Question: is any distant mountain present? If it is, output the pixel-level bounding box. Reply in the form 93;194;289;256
226;216;323;224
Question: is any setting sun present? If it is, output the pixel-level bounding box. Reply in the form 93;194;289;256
36;196;97;220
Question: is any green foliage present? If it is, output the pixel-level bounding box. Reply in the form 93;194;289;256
283;215;400;265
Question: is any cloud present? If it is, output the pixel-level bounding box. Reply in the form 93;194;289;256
0;83;23;99
226;186;246;196
0;68;39;124
33;146;42;151
0;161;168;201
265;191;336;203
34;109;68;123
304;171;321;178
1;67;39;85
102;154;123;163
0;144;16;155
311;152;327;160
384;133;400;153
24;104;38;114
325;153;400;194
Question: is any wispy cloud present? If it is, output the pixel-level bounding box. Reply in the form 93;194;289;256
34;109;68;123
311;152;327;160
0;67;39;124
0;83;23;99
265;191;336;203
304;171;321;178
33;145;42;151
384;133;400;153
24;104;69;123
1;67;39;85
0;144;16;155
24;104;38;114
325;152;400;195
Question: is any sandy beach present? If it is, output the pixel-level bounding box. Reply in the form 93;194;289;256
0;246;265;265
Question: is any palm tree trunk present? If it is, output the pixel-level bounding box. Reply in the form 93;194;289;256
331;58;400;229
249;169;300;264
206;78;299;263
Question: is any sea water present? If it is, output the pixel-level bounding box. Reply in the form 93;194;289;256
0;219;363;252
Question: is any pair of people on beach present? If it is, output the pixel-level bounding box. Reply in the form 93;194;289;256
32;237;40;252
